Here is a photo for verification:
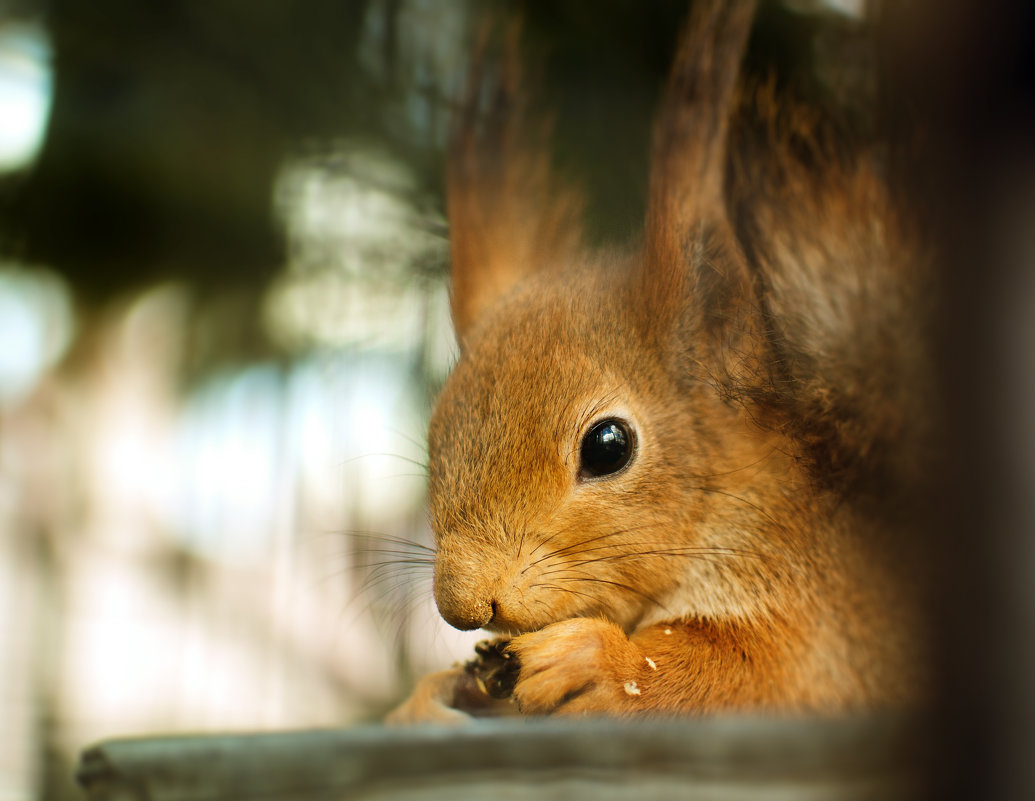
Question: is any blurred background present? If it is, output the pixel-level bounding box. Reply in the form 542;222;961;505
0;2;480;798
0;0;1032;799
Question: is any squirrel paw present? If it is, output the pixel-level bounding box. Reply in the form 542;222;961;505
507;617;645;716
384;668;474;725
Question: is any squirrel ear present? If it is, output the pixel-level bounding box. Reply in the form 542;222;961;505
447;22;584;344
635;0;757;332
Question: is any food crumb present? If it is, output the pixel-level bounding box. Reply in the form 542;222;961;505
664;628;672;635
645;657;657;671
624;681;641;696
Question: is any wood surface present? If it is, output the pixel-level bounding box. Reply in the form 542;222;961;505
77;716;924;800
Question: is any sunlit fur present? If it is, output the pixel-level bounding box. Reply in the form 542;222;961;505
424;0;932;716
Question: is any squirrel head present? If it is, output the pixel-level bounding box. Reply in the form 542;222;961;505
427;0;931;638
428;2;773;635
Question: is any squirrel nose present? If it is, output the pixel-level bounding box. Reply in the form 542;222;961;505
434;550;502;630
433;564;496;630
436;595;495;631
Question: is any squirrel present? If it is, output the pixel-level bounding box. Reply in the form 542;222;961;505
388;0;936;722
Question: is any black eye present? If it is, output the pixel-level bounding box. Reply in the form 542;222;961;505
579;419;635;479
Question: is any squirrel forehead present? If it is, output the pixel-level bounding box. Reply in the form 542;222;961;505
434;318;611;441
465;273;635;369
445;284;637;418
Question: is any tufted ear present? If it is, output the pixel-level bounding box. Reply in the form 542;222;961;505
446;23;585;345
635;0;758;342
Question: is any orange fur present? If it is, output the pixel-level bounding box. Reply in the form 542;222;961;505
411;0;933;718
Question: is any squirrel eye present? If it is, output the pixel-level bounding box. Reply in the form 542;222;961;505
579;419;635;479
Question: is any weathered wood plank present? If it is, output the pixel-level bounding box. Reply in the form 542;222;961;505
76;717;924;800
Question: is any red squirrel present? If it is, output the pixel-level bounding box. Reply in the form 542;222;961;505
389;0;934;721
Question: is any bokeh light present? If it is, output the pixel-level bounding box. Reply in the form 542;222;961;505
0;21;52;172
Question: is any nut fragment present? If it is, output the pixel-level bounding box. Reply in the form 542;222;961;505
450;638;521;717
472;639;520;699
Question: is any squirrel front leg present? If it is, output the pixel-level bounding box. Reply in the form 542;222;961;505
507;616;793;716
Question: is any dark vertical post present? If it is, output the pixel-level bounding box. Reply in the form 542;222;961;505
884;1;1035;798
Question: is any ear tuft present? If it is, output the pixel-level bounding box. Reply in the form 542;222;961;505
643;0;757;263
633;1;761;377
447;19;585;343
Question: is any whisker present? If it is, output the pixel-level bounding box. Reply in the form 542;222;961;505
354;564;434;600
384;426;429;456
549;550;731;573
337;451;430;471
524;530;625;571
328;529;437;553
532;535;672;563
683;449;781;480
563;546;767;567
333;570;433;642
563;576;670;613
525;522;664;569
355;550;437;563
527;529;566;558
529;583;601;605
688;485;786;531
